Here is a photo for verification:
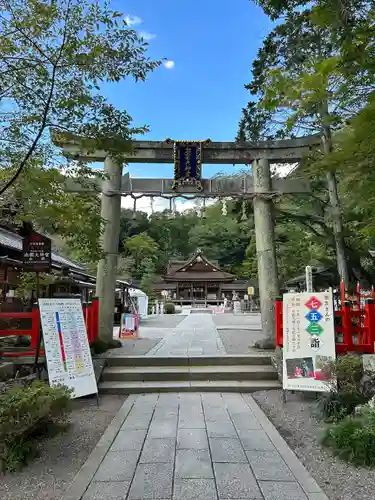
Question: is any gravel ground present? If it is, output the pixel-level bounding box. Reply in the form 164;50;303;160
2;394;125;500
218;329;266;354
253;389;375;500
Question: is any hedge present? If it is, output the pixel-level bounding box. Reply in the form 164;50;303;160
0;381;72;471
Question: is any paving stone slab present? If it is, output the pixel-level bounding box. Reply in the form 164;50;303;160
179;394;202;404
177;428;209;449
231;414;262;431
246;450;295;481
153;408;179;421
82;481;130;500
259;481;308;500
110;430;147;452
140;438;176;463
237;429;275;451
204;408;231;423
213;462;262;499
209;438;247;462
94;451;140;481
206;421;237;438
148;421;178;438
175;449;214;479
173;479;217;500
128;463;174;499
178;415;206;429
121;419;152;431
179;407;204;419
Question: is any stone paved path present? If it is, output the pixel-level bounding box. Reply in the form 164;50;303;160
146;314;226;357
67;392;328;500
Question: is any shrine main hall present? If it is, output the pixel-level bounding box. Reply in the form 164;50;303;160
153;250;255;306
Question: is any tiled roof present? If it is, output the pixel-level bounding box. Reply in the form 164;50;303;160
165;270;234;281
0;227;86;271
165;250;234;281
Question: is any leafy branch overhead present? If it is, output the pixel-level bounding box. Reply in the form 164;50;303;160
0;0;162;194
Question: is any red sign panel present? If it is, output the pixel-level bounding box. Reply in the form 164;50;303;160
22;232;52;272
304;296;322;311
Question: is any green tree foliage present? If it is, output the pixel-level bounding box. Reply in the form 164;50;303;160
237;0;375;285
0;0;161;264
0;0;161;192
124;232;160;280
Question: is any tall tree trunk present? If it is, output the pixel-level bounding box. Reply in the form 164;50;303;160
320;101;349;285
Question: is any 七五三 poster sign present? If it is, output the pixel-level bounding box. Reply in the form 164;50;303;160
39;298;98;399
282;292;336;392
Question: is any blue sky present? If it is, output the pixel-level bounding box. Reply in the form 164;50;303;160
102;0;273;183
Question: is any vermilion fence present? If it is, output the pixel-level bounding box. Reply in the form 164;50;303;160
0;297;99;359
275;290;375;354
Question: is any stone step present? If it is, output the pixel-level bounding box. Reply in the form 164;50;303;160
98;379;281;394
104;354;272;367
101;364;278;382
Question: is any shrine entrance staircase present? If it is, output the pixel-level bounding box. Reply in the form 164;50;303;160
98;355;280;394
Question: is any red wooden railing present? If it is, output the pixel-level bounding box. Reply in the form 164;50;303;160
0;297;99;359
275;292;375;354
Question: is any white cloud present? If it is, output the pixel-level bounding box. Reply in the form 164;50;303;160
163;60;175;69
125;14;142;26
139;31;156;41
272;163;298;178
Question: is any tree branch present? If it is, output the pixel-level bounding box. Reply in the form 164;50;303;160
0;1;72;196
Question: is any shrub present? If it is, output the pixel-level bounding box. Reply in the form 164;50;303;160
90;337;122;355
322;354;363;392
322;408;375;466
164;302;175;314
0;381;72;471
317;390;367;422
317;354;368;422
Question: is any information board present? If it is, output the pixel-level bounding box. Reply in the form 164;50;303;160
23;232;51;272
39;298;98;398
282;292;336;392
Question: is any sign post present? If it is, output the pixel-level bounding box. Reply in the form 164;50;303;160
39;298;98;399
22;232;52;374
305;266;313;293
282;291;336;395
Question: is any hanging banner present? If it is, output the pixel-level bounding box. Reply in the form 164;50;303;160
39;298;97;398
165;138;211;192
282;292;336;392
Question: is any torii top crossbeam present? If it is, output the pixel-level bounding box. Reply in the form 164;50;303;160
52;133;320;164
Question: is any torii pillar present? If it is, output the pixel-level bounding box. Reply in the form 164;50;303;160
253;158;279;345
96;155;123;343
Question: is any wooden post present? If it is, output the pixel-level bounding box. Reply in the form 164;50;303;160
253;158;279;345
275;296;283;347
364;299;375;351
342;300;353;349
96;155;123;342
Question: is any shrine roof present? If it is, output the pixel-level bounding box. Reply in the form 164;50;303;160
164;250;234;281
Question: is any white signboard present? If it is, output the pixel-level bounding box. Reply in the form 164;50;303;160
282;292;336;392
39;298;98;399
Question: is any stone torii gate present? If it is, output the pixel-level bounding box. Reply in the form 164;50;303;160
53;134;319;344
